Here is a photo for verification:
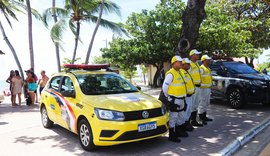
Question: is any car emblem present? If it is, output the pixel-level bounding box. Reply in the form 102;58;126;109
142;111;149;119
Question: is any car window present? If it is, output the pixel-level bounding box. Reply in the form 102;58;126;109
223;62;258;74
76;73;138;95
48;76;62;91
61;77;74;93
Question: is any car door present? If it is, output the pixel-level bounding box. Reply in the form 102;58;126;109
45;76;63;124
210;63;226;98
57;76;77;132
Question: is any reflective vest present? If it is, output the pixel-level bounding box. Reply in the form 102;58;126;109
180;69;195;95
189;61;201;85
200;65;212;88
166;68;187;98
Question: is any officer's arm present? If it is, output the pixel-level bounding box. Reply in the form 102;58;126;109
162;73;173;97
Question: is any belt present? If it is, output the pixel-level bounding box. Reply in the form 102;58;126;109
195;84;201;87
187;94;193;97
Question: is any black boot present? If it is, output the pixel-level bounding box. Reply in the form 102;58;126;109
176;125;189;137
199;113;207;125
168;128;181;143
190;111;203;127
204;112;213;122
185;121;194;132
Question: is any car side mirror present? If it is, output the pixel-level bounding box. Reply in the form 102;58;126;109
136;86;142;91
62;90;76;98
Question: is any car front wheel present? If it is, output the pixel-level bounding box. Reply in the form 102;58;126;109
41;106;54;128
227;88;244;109
78;119;95;151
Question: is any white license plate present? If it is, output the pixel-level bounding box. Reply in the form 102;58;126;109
138;122;157;132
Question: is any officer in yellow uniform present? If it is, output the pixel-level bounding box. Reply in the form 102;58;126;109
189;49;203;127
198;55;213;125
162;56;187;142
180;58;195;131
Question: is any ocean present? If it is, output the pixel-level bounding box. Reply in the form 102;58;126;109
0;80;10;93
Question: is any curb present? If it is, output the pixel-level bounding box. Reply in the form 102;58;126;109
217;116;270;156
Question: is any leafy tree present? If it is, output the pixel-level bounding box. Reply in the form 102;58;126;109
43;0;125;64
213;0;270;67
0;0;24;80
197;4;254;57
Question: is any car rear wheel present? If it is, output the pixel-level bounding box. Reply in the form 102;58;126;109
41;106;54;128
227;88;244;109
78;119;95;151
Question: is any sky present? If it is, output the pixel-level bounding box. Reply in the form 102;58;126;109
0;0;269;81
0;0;162;80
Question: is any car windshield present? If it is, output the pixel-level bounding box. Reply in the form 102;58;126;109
76;73;138;95
223;62;258;74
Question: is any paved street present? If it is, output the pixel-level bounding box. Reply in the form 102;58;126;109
0;88;270;156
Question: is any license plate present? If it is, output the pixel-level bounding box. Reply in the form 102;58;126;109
138;122;157;132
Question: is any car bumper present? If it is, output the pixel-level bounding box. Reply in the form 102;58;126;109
91;114;169;146
245;86;270;103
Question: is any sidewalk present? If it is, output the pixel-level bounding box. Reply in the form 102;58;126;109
142;86;270;156
1;86;270;156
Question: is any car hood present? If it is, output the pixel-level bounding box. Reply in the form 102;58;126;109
233;73;270;81
82;92;162;111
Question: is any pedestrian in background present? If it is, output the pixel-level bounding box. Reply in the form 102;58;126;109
189;49;203;127
29;68;39;103
6;70;15;105
38;70;49;94
180;58;195;131
162;56;187;143
198;55;213;125
25;70;37;106
11;70;23;106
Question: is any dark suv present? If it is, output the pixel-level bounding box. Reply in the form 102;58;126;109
210;61;270;109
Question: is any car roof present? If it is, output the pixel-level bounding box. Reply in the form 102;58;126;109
51;70;116;77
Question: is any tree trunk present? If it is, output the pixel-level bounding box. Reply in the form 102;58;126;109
152;64;163;88
26;0;35;70
52;0;61;72
143;74;146;84
85;0;105;64
71;21;80;64
245;57;254;68
0;21;24;81
177;0;207;57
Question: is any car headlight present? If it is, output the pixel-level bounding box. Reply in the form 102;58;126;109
249;80;266;86
94;108;125;121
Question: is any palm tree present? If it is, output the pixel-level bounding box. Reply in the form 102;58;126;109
43;0;126;64
0;0;24;80
16;0;42;71
85;0;105;64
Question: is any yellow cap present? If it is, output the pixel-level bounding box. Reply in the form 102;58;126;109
201;55;212;61
189;49;201;56
171;56;183;64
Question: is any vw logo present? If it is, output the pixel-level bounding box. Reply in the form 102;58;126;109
142;111;149;119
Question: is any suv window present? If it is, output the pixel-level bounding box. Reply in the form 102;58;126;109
49;76;62;91
223;62;257;74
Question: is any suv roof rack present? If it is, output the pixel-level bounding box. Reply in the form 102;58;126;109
212;56;233;61
63;64;111;71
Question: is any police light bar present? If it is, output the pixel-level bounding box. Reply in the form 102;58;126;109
63;64;110;70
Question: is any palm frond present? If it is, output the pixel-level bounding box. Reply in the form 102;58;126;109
85;15;129;37
50;19;67;43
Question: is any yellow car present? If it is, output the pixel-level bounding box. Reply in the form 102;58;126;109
40;64;168;151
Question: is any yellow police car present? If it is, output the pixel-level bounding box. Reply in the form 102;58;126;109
40;64;168;151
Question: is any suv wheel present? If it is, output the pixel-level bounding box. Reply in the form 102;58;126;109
227;88;244;109
78;119;95;151
41;106;54;128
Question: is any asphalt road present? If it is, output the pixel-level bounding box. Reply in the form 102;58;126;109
1;89;270;156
